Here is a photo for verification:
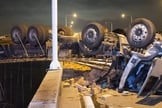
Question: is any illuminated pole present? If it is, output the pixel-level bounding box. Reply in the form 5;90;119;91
105;21;113;32
49;0;61;70
130;15;133;24
110;22;113;32
65;15;68;27
69;21;74;28
65;13;77;27
121;13;133;24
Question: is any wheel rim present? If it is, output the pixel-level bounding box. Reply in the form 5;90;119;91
85;28;98;44
28;28;38;42
130;24;148;42
11;28;22;43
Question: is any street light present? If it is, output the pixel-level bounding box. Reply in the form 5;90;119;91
65;13;77;27
70;24;73;28
73;13;77;18
121;13;133;24
121;13;125;18
70;21;74;28
70;21;74;25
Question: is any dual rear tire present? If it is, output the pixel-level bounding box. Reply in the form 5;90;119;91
11;25;50;46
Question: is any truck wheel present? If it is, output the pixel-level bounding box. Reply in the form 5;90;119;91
27;25;50;46
11;24;28;44
127;18;156;48
58;27;73;36
81;22;104;49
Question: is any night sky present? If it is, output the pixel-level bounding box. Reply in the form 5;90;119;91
0;0;162;34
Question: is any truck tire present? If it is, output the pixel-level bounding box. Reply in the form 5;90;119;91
81;22;104;49
127;18;156;48
27;25;50;46
11;24;28;44
58;27;73;36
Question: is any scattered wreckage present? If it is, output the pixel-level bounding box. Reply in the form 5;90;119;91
81;18;162;98
63;18;162;99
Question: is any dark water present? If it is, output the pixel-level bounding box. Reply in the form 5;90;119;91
0;58;51;108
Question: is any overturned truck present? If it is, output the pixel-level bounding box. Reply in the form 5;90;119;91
0;22;128;59
0;25;80;59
